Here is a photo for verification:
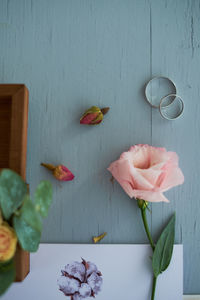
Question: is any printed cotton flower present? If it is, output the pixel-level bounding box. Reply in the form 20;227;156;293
57;276;80;295
0;222;17;262
80;106;109;125
58;258;103;300
41;163;74;181
108;144;184;203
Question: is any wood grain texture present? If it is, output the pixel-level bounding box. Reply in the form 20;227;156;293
14;245;29;282
0;84;29;180
10;85;29;180
0;84;30;281
0;0;199;293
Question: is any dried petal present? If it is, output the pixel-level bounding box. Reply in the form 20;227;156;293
93;232;107;243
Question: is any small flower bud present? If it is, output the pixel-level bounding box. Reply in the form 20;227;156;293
41;163;74;181
80;106;110;125
137;199;148;210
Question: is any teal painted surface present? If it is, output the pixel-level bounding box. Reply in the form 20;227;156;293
0;0;199;294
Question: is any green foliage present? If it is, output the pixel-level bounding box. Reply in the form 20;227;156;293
34;181;53;217
13;195;42;252
0;259;16;296
152;213;176;278
0;169;53;295
13;216;41;252
19;195;42;232
12;179;53;252
0;169;27;220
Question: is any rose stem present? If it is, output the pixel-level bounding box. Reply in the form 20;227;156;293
41;163;55;171
137;199;157;300
151;276;157;300
140;205;155;251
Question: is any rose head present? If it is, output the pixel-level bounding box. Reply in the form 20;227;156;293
58;258;103;300
108;144;184;203
80;106;109;125
0;222;17;262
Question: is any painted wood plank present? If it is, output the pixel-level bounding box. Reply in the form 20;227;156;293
0;0;199;294
0;0;151;243
150;0;200;294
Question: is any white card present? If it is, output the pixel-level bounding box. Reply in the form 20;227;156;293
2;244;183;300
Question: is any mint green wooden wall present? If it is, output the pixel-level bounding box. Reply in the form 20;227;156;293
0;0;199;294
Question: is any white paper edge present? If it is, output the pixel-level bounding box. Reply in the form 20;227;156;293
16;243;198;299
183;296;200;299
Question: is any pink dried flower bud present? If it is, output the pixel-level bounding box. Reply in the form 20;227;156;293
80;106;109;125
41;163;74;181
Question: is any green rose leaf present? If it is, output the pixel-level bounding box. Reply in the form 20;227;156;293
34;181;52;217
0;169;27;220
13;196;42;252
0;259;16;296
152;213;176;278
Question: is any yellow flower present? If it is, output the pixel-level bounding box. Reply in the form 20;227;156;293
0;209;2;225
0;222;17;262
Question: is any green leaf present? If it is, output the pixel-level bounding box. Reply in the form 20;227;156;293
0;259;16;296
0;169;27;220
20;195;42;232
13;196;42;252
34;181;52;217
152;213;176;277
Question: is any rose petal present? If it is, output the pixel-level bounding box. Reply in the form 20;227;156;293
108;145;184;203
108;158;153;196
122;145;168;169
80;112;98;124
133;190;169;203
136;167;163;186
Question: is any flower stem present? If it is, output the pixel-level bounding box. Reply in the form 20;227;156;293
41;163;55;171
151;276;157;300
101;107;110;115
137;199;157;300
140;206;155;251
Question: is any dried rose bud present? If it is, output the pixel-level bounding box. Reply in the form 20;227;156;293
41;163;74;181
80;106;110;125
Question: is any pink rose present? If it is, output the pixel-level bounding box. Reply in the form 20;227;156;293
107;144;184;203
